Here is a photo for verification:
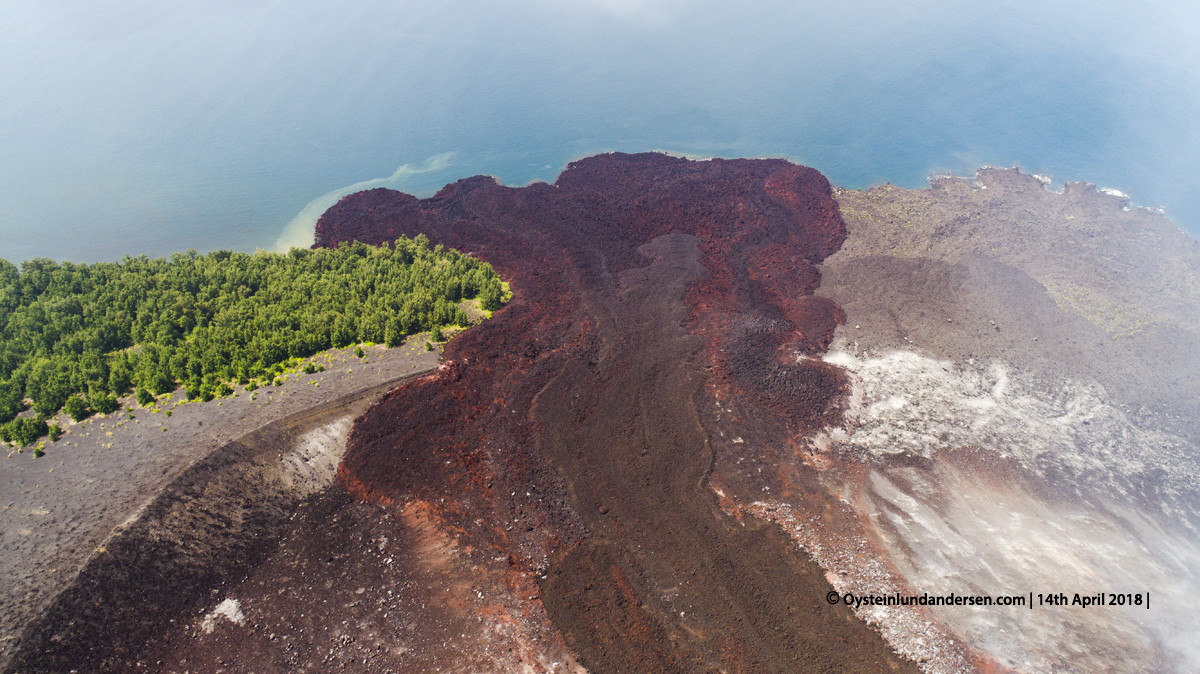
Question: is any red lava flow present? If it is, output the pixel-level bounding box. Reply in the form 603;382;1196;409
320;152;918;673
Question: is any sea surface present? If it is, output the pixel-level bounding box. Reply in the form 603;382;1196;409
2;0;1199;263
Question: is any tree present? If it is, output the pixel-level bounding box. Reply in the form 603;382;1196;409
64;396;91;422
1;417;49;446
0;380;23;424
109;361;133;394
88;389;119;414
480;283;503;312
0;237;508;422
27;359;70;416
385;317;405;347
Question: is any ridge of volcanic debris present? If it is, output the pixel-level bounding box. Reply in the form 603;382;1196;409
317;152;915;673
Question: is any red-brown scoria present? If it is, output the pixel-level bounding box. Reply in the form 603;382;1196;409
319;152;918;673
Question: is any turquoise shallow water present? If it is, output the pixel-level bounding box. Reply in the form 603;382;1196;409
2;0;1198;262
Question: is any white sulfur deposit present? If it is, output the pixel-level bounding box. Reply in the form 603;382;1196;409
760;349;1200;673
823;349;1200;508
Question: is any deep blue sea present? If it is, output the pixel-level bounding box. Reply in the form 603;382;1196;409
3;0;1198;262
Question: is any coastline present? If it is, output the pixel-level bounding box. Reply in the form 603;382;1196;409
4;157;1198;672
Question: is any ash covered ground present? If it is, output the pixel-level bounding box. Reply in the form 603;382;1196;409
1;341;441;673
767;171;1200;673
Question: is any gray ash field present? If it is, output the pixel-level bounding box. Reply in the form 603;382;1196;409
0;340;440;673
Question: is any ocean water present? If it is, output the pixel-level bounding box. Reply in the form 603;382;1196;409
2;0;1199;263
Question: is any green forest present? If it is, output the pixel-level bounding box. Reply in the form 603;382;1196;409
0;236;508;447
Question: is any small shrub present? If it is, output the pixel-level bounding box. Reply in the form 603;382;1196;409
430;326;445;342
303;362;316;374
215;383;234;398
273;378;282;386
48;424;63;442
354;347;364;358
135;387;155;407
33;444;44;458
165;410;172;417
425;341;433;351
245;381;258;392
64;396;91;422
316;365;325;373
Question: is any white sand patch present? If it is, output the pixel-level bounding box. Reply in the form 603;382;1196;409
273;154;453;252
200;598;245;634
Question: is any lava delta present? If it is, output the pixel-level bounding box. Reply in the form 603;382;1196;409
317;152;916;673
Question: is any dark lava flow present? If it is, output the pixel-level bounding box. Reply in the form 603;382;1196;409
320;153;917;672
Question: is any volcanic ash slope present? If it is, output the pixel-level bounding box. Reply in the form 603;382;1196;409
749;171;1200;674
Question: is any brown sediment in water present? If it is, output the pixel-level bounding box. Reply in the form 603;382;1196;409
320;152;919;672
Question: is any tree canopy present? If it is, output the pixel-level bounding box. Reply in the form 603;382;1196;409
0;236;508;444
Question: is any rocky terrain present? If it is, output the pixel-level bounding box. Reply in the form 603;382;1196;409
318;152;918;673
6;154;1199;673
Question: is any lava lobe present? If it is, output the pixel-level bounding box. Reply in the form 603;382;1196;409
319;153;917;672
